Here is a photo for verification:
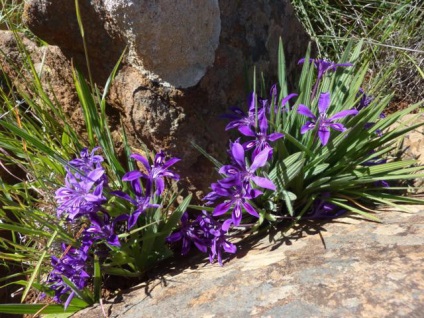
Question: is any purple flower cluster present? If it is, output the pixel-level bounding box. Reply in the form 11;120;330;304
55;148;107;220
50;149;114;306
47;243;91;309
50;148;181;306
205;89;288;229
166;211;236;266
112;151;179;229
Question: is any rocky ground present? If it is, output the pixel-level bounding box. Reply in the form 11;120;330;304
73;204;424;318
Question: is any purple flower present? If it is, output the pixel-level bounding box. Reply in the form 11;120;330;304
219;141;275;191
112;179;159;230
55;168;106;220
210;181;261;230
196;211;237;266
356;88;374;111
241;109;284;158
297;92;358;146
208;226;237;266
123;151;180;196
305;195;347;219
166;212;208;255
299;58;353;80
277;93;298;113
84;212;121;247
224;92;260;133
68;148;104;174
166;211;237;265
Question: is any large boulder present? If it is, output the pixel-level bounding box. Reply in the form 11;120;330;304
102;0;221;88
4;0;313;196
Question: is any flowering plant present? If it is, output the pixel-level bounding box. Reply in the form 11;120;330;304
0;32;423;317
171;39;424;265
45;145;190;308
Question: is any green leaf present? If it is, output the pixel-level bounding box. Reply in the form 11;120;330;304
269;152;304;188
101;267;142;277
161;194;192;236
93;255;101;303
329;199;380;222
305;163;330;179
282;190;296;216
354;160;417;176
21;230;58;303
191;141;223;169
278;37;288;97
0;304;84;315
61;276;94;305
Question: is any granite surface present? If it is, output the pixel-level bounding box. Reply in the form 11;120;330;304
73;204;424;318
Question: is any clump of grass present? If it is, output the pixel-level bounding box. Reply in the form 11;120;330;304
0;0;25;32
291;0;424;105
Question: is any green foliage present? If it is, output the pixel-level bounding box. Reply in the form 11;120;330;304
259;39;424;224
290;0;424;105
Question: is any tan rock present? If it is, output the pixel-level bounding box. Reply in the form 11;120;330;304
72;205;424;317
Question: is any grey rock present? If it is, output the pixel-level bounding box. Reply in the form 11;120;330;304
72;205;424;317
103;0;221;88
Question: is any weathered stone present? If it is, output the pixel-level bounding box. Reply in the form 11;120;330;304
103;0;221;88
72;205;424;317
392;113;424;192
394;113;424;165
23;0;126;84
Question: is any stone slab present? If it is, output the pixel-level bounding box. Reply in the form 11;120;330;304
73;204;424;318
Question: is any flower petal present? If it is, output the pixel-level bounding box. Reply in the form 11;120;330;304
297;105;316;119
243;201;259;218
223;241;237;254
232;204;243;226
318;92;331;114
167;231;183;243
122;170;144;181
259;111;268;133
239;125;256;137
130;153;150;171
155;178;165;196
107;234;121;247
222;218;233;231
213;201;232;216
252;176;276;190
329;109;358;120
279;93;298;112
250;147;271;171
268;132;284;142
162;157;181;170
318;127;330;146
128;211;142;230
300;121;315;134
330;123;346;132
193;240;208;253
231;142;245;168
